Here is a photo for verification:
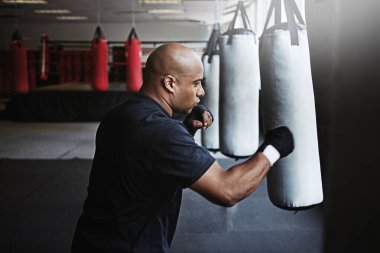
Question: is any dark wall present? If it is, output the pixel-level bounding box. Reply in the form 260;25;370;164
307;0;380;252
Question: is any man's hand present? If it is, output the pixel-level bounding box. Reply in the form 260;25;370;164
258;126;294;166
184;105;214;136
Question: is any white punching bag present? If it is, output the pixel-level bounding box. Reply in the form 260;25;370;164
259;0;323;209
219;1;260;158
201;24;221;151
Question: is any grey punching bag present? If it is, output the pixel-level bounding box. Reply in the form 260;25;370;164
201;24;221;151
259;0;323;209
219;1;260;158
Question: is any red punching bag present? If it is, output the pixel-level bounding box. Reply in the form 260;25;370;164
10;30;29;93
125;27;142;93
91;26;109;91
40;34;49;81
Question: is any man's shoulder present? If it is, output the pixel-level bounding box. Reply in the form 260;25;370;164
104;93;166;121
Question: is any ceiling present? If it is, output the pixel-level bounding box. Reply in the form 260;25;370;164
0;0;253;25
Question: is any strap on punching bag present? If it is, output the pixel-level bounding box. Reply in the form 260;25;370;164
11;30;23;47
127;27;139;45
93;26;105;42
263;0;305;45
205;23;220;63
226;1;254;45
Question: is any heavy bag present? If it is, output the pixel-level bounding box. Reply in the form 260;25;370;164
219;1;260;158
201;23;221;151
125;27;143;93
91;26;109;91
259;0;323;209
10;30;29;93
40;34;49;81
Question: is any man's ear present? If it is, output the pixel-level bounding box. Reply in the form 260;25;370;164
163;75;176;93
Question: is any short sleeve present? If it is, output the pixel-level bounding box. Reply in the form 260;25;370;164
153;122;215;188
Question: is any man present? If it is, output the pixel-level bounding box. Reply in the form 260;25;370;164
71;43;294;253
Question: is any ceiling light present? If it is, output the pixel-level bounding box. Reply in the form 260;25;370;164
2;0;47;3
139;0;182;4
148;9;184;14
35;9;71;14
157;16;186;20
56;16;88;20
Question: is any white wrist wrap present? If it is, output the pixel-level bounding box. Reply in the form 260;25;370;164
262;145;280;166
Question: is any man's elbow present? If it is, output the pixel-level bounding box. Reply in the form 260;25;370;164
218;184;257;207
213;198;237;208
220;200;237;208
217;189;240;207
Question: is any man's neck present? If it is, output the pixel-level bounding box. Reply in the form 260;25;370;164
140;90;173;117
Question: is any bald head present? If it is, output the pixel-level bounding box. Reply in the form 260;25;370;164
144;43;202;79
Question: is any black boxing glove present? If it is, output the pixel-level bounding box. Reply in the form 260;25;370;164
183;105;214;136
257;126;294;166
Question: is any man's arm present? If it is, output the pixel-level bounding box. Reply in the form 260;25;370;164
191;126;294;207
191;153;270;207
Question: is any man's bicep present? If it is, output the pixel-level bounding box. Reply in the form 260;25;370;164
190;161;234;207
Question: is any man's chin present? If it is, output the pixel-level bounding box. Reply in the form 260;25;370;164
173;108;192;115
189;103;199;113
175;103;198;114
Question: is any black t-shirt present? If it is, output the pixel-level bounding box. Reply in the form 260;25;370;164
72;93;215;253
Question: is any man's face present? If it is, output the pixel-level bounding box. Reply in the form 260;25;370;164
173;63;205;114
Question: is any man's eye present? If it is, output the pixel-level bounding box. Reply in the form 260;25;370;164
194;79;205;87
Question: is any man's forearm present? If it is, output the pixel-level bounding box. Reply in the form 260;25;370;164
224;152;271;204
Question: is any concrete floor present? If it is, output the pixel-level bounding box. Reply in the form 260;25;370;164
0;120;98;159
0;120;324;253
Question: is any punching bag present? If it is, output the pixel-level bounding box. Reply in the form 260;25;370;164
10;30;29;93
91;26;109;91
201;23;221;151
219;1;260;158
259;0;323;209
40;34;49;81
125;27;143;93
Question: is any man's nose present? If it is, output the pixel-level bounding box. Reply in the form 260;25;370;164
197;84;205;97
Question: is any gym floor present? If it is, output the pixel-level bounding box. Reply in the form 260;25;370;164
0;120;324;253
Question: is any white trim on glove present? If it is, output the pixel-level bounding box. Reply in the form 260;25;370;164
262;145;280;166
